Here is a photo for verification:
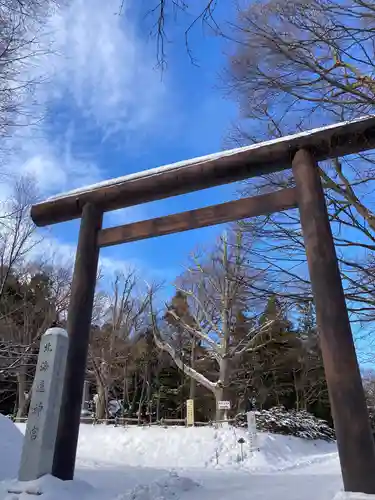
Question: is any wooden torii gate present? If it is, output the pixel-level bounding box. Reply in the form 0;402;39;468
31;116;375;493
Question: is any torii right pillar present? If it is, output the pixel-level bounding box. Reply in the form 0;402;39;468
292;149;375;494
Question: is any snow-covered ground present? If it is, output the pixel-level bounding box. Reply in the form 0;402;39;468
0;415;24;482
0;414;353;500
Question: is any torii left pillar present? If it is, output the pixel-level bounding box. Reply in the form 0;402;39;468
53;203;102;480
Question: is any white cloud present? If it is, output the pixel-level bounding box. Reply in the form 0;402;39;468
3;0;166;198
0;0;173;283
43;0;165;139
29;233;159;289
4;125;103;197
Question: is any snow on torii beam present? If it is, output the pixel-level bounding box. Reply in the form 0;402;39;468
31;115;375;227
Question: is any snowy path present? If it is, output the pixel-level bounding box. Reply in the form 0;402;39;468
194;471;341;500
186;469;341;500
75;451;342;500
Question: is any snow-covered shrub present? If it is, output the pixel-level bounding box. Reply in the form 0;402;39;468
234;406;335;441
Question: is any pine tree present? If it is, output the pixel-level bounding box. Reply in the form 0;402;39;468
295;302;331;421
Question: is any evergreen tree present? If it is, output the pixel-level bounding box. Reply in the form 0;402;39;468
295;302;331;422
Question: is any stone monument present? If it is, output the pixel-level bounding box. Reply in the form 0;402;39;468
18;327;69;481
247;411;258;451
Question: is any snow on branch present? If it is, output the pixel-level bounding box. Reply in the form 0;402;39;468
165;307;221;361
230;319;276;357
149;297;217;394
175;286;221;337
152;321;217;393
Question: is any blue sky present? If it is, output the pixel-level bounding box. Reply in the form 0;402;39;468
7;0;242;290
6;0;372;365
0;0;371;378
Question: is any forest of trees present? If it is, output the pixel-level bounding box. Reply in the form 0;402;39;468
0;222;332;424
1;0;375;429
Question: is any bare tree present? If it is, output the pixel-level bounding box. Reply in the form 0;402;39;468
0;260;71;418
89;270;150;420
130;1;223;67
0;166;69;417
150;232;279;420
0;177;39;298
0;0;58;142
223;0;375;325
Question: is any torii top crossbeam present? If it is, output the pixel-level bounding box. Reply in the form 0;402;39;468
30;115;375;227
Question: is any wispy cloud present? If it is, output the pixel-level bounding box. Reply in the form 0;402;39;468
4;0;166;198
5;125;103;197
0;0;177;285
30;234;167;286
43;0;165;140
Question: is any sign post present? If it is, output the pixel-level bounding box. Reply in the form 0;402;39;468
218;400;231;423
18;328;69;481
186;399;194;426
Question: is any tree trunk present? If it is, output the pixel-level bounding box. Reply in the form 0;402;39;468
218;249;231;423
155;355;161;421
129;372;138;417
156;390;161;422
146;365;152;423
122;364;127;418
95;377;106;420
138;375;146;425
16;366;27;419
93;358;109;420
123;361;130;403
216;356;230;421
215;387;224;421
293;369;300;411
189;338;196;400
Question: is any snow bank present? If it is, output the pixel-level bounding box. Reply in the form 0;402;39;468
0;415;23;481
117;472;199;500
13;422;337;473
74;424;337;472
2;420;340;499
0;472;198;500
0;475;95;500
333;493;375;499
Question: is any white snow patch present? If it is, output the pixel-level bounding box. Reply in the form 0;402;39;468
14;422;336;473
333;493;375;500
44;328;68;338
38;114;375;204
0;415;23;481
117;472;199;500
0;475;95;500
2;420;343;500
0;472;197;500
71;424;337;472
